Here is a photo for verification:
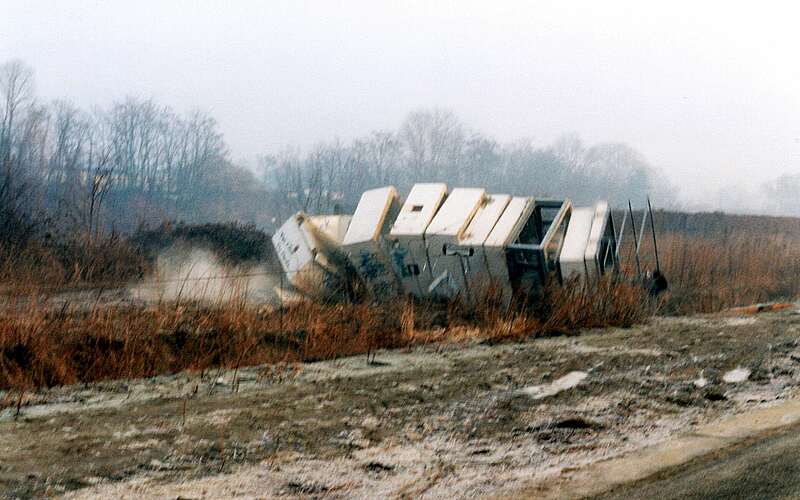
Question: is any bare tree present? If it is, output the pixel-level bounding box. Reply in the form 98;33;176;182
761;174;800;216
351;131;401;188
399;108;466;183
85;150;115;243
0;60;39;245
549;132;585;172
583;143;653;205
0;58;674;239
0;59;35;164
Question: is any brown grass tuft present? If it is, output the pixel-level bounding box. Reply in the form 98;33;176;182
652;232;800;314
0;279;649;392
6;220;800;392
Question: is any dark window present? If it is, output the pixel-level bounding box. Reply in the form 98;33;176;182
517;216;540;244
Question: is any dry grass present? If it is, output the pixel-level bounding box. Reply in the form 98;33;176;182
5;211;800;393
0;234;145;290
645;232;800;314
0;279;648;392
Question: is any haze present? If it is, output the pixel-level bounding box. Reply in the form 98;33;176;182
4;0;800;210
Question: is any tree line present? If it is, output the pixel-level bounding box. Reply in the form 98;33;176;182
2;58;675;245
260;109;676;224
1;59;265;244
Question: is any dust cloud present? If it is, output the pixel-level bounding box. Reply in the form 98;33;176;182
131;245;277;304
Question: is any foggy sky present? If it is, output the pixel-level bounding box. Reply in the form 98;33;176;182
3;1;800;208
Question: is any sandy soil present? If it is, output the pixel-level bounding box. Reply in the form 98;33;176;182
3;308;800;498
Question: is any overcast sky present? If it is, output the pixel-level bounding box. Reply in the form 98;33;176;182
3;1;800;206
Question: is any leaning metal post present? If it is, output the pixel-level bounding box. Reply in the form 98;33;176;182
628;200;642;277
647;197;661;274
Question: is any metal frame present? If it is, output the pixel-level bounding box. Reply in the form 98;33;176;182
506;199;573;291
616;198;660;279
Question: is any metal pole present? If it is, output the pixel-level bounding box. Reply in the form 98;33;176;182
458;255;472;305
636;207;648;260
279;270;284;334
607;212;620;273
647;197;661;273
615;209;627;261
628;201;642;276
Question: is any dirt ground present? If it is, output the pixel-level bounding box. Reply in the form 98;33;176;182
3;307;800;498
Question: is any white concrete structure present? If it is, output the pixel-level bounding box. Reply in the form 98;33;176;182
388;183;448;297
559;207;595;279
559;201;615;281
424;188;486;298
583;201;614;278
307;215;352;246
456;193;512;299
341;186;402;299
272;212;351;295
272;184;620;305
482;196;537;304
